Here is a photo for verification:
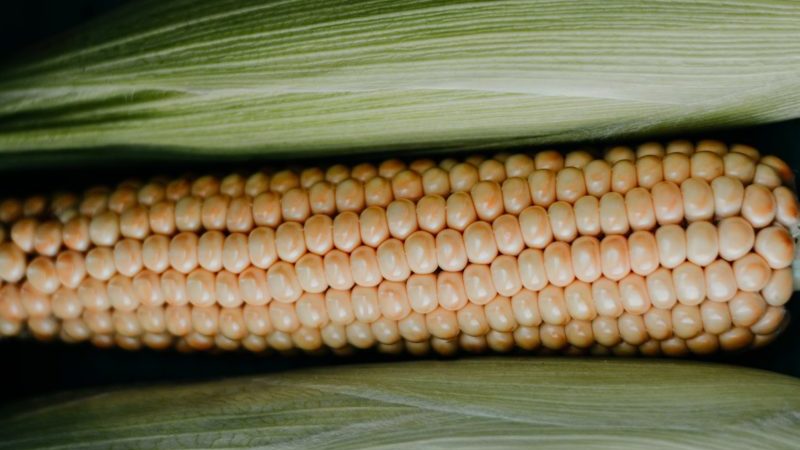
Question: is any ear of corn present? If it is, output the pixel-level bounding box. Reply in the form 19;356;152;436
1;0;800;167
0;141;795;356
0;358;798;449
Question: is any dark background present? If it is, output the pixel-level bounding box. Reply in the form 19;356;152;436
0;0;797;404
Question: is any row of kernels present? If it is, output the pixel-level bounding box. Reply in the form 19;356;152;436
5;176;794;264
233;324;775;356
233;164;782;226
5;289;781;352
21;323;775;356
605;143;785;185
0;146;790;231
6;173;794;262
3;296;783;355
610;139;795;184
145;199;787;281
166;298;773;345
24;324;775;356
292;144;789;196
3;217;793;306
1;142;790;228
146;180;788;250
418;231;783;298
4;251;788;339
20;140;800;220
201;227;778;300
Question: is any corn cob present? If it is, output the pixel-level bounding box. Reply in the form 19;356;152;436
0;140;796;357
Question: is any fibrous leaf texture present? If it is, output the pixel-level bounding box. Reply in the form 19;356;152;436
0;359;799;449
0;0;799;166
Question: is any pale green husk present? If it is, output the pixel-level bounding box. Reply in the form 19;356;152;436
0;358;798;449
1;0;800;166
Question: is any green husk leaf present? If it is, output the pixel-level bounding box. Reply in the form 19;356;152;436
1;358;799;449
1;0;800;166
